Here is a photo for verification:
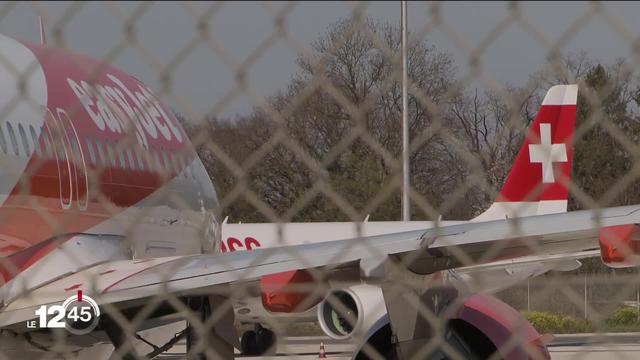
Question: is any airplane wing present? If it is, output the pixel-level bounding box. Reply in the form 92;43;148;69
1;204;639;329
450;250;599;294
404;205;639;273
456;249;599;274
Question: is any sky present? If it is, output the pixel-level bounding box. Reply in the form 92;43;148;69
0;1;639;120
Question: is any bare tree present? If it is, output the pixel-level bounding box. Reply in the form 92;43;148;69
189;24;640;224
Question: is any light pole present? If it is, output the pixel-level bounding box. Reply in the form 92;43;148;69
401;0;410;221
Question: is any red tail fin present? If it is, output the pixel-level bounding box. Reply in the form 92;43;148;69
474;85;578;221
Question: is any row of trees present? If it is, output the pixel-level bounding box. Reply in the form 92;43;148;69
181;18;640;228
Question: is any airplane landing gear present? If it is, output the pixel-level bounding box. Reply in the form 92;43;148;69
186;296;209;360
186;294;237;359
240;323;275;356
103;316;138;360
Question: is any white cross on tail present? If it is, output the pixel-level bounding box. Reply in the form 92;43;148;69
528;123;567;183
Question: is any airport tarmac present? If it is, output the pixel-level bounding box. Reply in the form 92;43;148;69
78;339;640;359
150;334;640;359
72;321;640;359
547;333;640;360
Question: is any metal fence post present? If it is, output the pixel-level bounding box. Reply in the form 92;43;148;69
584;274;588;320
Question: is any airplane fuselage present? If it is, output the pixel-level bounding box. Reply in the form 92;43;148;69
0;34;219;305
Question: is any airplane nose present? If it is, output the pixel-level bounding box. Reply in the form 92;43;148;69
0;35;48;207
0;34;48;114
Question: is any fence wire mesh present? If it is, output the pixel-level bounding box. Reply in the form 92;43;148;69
1;1;640;359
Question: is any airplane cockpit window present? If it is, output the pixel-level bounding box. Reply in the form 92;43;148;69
29;125;41;157
0;124;7;154
18;124;30;156
6;123;19;156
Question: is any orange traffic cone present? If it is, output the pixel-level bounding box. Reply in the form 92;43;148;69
318;340;327;358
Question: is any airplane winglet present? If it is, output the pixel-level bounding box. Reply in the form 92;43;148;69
39;16;46;46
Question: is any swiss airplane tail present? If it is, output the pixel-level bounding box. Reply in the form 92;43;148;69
472;85;578;222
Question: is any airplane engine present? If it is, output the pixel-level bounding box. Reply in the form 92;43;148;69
317;284;387;341
318;285;550;359
599;224;640;268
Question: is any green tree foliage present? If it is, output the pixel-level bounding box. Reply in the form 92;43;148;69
607;306;640;328
523;311;593;334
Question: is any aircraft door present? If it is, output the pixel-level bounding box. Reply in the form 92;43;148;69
44;108;72;210
44;108;89;210
57;109;88;210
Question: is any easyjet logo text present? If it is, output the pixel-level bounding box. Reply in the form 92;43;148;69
67;74;183;149
221;237;261;253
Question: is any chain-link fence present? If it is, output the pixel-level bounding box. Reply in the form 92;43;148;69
2;1;640;359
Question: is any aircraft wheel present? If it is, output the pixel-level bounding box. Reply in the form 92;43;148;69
240;323;276;355
186;296;209;360
240;330;259;355
255;323;276;355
